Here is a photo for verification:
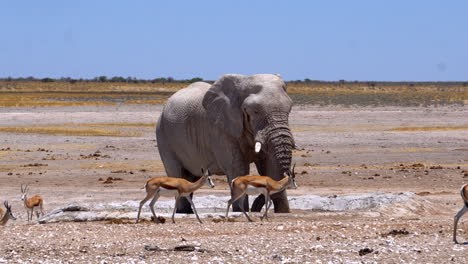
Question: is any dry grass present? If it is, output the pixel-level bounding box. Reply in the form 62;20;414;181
0;126;141;137
388;126;468;132
0;81;185;93
0;92;170;107
1;81;467;107
124;99;167;105
287;83;468;106
389;147;445;152
50;144;96;150
0;93;116;107
63;122;156;128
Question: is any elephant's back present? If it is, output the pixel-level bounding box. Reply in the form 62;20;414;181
161;82;210;123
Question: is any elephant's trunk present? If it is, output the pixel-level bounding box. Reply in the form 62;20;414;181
256;111;294;176
251;111;294;213
266;127;294;175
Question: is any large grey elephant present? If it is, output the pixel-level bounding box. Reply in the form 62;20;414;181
156;74;295;213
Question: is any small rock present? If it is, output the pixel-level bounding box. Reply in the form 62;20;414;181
385;229;410;236
358;248;373;256
144;245;162;251
174;245;196;251
272;254;284;261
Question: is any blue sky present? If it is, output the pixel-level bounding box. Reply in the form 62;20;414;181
0;1;467;81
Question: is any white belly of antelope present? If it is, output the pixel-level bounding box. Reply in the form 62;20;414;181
158;187;179;196
245;185;266;196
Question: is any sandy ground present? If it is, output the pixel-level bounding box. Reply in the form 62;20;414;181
0;103;468;263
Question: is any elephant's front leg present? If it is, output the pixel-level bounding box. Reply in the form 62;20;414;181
176;189;194;214
252;190;290;213
213;139;250;212
225;163;250;213
226;165;250;212
229;181;249;212
174;167;196;214
271;190;290;213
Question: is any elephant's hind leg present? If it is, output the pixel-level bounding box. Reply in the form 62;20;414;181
175;169;198;214
159;145;195;214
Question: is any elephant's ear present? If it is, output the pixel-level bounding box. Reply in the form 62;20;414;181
202;74;244;138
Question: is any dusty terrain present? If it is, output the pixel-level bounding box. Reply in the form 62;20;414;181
0;99;467;263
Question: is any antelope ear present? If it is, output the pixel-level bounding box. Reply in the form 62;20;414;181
202;74;244;138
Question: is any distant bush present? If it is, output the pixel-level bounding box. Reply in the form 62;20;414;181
41;78;55;82
188;77;203;83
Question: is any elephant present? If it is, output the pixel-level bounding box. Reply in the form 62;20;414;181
156;73;295;213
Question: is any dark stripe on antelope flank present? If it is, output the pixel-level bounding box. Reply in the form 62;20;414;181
159;183;179;190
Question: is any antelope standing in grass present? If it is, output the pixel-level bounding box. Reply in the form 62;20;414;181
0;201;16;226
225;163;298;222
453;184;468;244
136;168;215;224
21;184;44;221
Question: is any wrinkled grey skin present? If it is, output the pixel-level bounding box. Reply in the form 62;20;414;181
156;74;295;213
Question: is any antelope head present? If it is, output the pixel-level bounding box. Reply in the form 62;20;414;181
201;168;215;188
4;201;16;221
20;184;29;201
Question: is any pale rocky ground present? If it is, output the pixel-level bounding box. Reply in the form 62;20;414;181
0;103;467;263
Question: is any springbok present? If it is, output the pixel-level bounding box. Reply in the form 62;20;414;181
225;163;298;222
0;201;16;226
453;184;468;244
136;168;215;224
21;184;44;221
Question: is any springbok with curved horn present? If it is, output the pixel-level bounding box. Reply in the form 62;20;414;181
21;184;44;221
136;168;215;224
225;163;298;222
0;201;16;226
453;184;468;244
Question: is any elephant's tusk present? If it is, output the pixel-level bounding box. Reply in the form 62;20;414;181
255;142;262;153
